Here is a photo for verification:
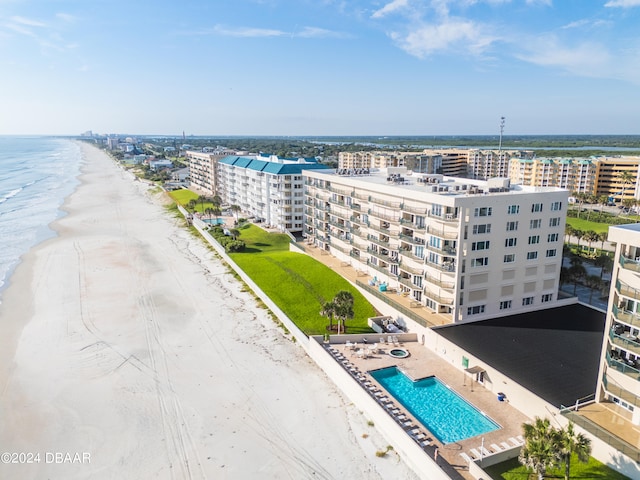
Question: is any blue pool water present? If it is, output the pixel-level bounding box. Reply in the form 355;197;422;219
202;218;225;225
370;367;499;443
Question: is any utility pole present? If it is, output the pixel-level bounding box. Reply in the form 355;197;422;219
498;116;505;152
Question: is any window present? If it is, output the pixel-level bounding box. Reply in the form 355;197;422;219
551;201;562;211
546;249;557;257
473;224;491;234
500;300;512;310
472;241;490;251
531;203;543;213
542;293;553;303
474;207;492;217
508;205;520;214
506;221;518;231
467;305;485;315
504;254;515;263
471;257;489;267
522;296;534;306
530;219;542;229
527;251;538;260
528;235;540;245
547;233;559;242
549;217;561;227
505;237;517;247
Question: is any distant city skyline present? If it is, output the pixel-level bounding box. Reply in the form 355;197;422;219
0;0;639;136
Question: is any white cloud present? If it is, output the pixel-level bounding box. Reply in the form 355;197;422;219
516;36;611;76
211;25;286;37
295;26;350;39
526;0;552;6
56;13;77;23
371;0;410;19
604;0;640;7
393;19;497;57
10;15;46;27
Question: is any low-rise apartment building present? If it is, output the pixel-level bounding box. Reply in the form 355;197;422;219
595;157;640;202
509;157;598;194
303;168;568;323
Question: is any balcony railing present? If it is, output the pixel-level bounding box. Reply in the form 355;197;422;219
609;330;640;357
400;219;426;231
366;259;391;276
399;233;426;246
424;273;455;290
620;254;640;273
617;280;640;302
426;225;458;240
425;243;457;256
427;211;459;223
351;203;362;211
425;259;456;273
398;262;423;276
613;305;640;330
368;209;400;223
401;203;428;215
398;276;421;289
423;288;454;305
367;234;391;248
606;350;640;381
368;223;398;238
352;191;369;201
367;248;399;264
328;220;347;231
369;197;401;209
350;215;367;226
399;249;425;263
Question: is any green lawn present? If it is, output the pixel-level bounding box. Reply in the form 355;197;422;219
168;189;199;205
566;218;611;234
484;455;629;480
229;224;376;335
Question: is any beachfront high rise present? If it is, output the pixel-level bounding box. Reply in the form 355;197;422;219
303;167;568;323
217;154;329;233
186;150;235;196
595;157;640;202
597;224;640;426
509;157;598;194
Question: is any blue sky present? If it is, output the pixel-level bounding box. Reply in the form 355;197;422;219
1;0;639;136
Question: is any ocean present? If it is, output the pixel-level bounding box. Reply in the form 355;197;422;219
0;136;82;299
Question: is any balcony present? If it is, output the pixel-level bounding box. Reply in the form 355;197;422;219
423;289;454;305
400;219;426;231
609;329;640;357
328;220;347;231
367;234;391;248
428;212;459;224
398;276;420;289
352;191;369;201
368;223;398;238
425;259;456;273
399;248;425;263
606;350;640;381
367;248;399;264
328;197;346;206
366;259;392;276
369;197;401;209
425;243;457;256
620;254;640;274
399;233;426;246
617;280;640;302
424;273;455;290
368;209;400;223
613;305;640;330
350;215;367;226
398;262;423;276
401;203;428;215
426;225;458;240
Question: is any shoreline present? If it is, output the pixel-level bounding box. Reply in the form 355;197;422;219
0;142;417;479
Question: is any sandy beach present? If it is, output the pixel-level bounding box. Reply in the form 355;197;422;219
0;143;418;479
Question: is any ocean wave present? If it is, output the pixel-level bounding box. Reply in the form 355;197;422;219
0;187;22;205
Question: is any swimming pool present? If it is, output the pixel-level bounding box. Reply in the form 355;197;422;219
369;366;500;444
202;218;225;225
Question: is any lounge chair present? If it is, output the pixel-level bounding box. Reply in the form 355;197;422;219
480;446;491;457
460;452;473;464
508;437;520;447
500;442;511;450
469;448;481;460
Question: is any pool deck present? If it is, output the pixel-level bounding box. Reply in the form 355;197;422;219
325;338;530;478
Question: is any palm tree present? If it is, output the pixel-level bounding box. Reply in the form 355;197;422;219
320;301;337;332
187;199;197;212
594;253;613;279
585;275;601;303
619;170;635;204
556;422;591;480
564;224;575;245
520;417;559;480
197;195;209;214
230;204;241;221
597;231;608;251
584;230;599;256
569;264;586;295
333;290;354;334
229;228;240;240
573;229;584;249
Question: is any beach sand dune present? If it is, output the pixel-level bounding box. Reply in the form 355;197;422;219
0;143;417;479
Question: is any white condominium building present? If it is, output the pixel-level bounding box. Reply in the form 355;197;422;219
598;224;640;423
217;154;329;232
303;168;568;323
186;150;235;196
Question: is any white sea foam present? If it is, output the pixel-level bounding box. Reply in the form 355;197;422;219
0;137;81;298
